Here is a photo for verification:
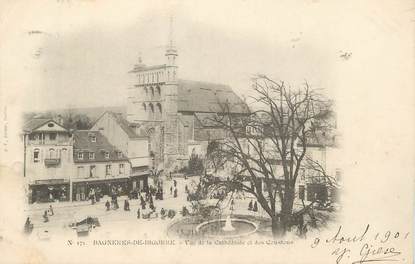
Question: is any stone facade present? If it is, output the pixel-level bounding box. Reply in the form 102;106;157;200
126;38;248;172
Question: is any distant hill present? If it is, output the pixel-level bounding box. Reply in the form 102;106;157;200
23;106;126;123
23;106;126;130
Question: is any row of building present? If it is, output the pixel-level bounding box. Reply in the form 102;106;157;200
23;113;150;203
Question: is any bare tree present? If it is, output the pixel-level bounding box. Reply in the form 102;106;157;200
205;75;332;237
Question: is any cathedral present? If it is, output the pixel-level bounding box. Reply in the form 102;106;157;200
126;32;248;172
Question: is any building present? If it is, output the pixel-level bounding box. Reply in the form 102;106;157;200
301;131;342;203
91;111;150;190
23;118;73;203
23;117;151;203
126;33;248;172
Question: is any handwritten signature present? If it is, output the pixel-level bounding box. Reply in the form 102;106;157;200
310;225;410;264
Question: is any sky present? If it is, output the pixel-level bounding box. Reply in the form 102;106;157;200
0;0;413;115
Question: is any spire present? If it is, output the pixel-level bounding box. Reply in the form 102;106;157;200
168;16;174;48
165;15;178;66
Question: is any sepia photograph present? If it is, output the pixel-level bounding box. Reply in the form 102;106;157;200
0;1;413;263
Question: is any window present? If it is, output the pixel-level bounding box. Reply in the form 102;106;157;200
156;86;160;95
142;103;147;111
119;164;124;175
89;152;95;159
91;135;96;142
105;152;110;159
77;166;84;178
47;123;54;128
49;133;57;140
89;165;96;178
33;149;40;163
105;165;111;176
78;152;83;160
29;134;36;140
49;148;55;159
117;152;123;159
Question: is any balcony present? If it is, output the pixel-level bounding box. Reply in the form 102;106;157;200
44;158;61;166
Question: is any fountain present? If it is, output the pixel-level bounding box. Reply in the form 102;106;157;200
195;215;258;238
222;215;235;232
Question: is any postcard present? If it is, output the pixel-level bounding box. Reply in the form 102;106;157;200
0;1;413;263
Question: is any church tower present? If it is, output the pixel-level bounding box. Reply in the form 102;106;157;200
162;16;180;170
126;17;181;172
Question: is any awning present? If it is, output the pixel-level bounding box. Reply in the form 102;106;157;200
71;177;130;184
31;179;69;185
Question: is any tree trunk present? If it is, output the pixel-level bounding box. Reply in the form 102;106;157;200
280;188;296;233
271;216;284;237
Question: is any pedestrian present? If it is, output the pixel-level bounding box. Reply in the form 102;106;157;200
105;200;110;211
43;210;49;223
137;208;140;219
174;188;178;198
24;217;33;234
170;186;173;195
149;200;155;211
90;188;96;205
124;199;130;211
140;196;146;210
230;199;235;211
253;201;258;212
160;208;166;219
248;200;253;211
185;185;189;194
182;206;189;216
49;205;54;216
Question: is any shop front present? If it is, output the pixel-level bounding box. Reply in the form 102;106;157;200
130;174;149;192
72;177;130;202
29;179;70;203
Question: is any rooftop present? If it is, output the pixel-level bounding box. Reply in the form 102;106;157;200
108;112;148;139
73;130;128;163
177;79;249;114
129;64;166;73
23;118;68;133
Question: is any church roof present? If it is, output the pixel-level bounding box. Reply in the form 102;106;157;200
129;64;166;73
177;79;249;114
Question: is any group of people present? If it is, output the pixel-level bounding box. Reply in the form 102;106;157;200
88;187;103;204
248;200;258;212
42;205;54;222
